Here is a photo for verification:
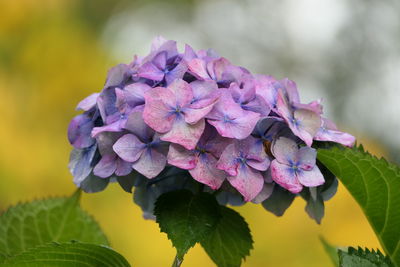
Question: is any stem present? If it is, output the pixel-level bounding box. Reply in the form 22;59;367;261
171;254;183;267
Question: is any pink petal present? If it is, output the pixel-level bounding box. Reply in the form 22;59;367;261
270;160;303;194
271;137;298;165
189;154;226;190
188;58;210;80
297;146;317;171
296;166;325;187
93;154;117;178
217;143;239;176
167;144;197;170
112;134;145;162
227;165;264;202
76;93;99;111
132;148;167;178
143;87;176;133
161;117;205;150
168;79;193;107
247;157;270;171
208;57;231;81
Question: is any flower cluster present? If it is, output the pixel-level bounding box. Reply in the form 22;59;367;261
68;37;355;222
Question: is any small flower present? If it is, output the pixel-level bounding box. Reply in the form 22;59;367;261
206;89;260;139
217;136;270;201
93;132;132;178
167;125;230;190
275;89;321;146
270;137;324;194
112;111;168;179
314;118;356;147
143;79;219;150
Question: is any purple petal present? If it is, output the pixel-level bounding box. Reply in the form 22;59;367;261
207;57;231;81
115;158;133;176
124;111;155;142
97;87;117;122
270;159;303;194
190;80;219;105
255;75;278;108
124;83;151;108
314;118;356;147
132;148;167;178
271;137;298;165
96;132;124;155
161;117;205;150
189;153;226;190
113;134;145;162
76;93;99;111
167;143;197;170
137;62;164;81
91;119;125;138
93;154;117;178
296;166;325;187
217;143;239;176
227;164;264;202
251;182;274;204
297;146;317;171
165;60;188;85
152;51;167;70
143;87;176;133
247;157;270;171
68;114;95;149
104;64;128;89
183;44;197;61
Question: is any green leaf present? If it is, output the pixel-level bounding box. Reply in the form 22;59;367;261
317;146;400;266
0;191;108;260
338;247;394;267
154;190;221;260
320;237;339;266
201;206;253;267
1;241;130;267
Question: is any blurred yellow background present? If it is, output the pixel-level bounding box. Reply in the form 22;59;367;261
0;0;392;266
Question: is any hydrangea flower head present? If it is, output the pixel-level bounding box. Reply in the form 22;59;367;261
68;37;355;222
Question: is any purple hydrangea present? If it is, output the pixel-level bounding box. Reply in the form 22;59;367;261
68;37;355;222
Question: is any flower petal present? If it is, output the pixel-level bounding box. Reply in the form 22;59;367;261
124;111;155;142
143;87;176;133
104;64;128;89
113;134;145;162
165;60;188;85
132;148;167;178
115;158;133;176
271;137;298;165
270;159;303;194
296;166;325;187
91;119;125;138
188;58;210;80
251;182;274;204
93;154;117;178
293;108;321;146
189;153;226;190
227;164;264;202
217;143;239;176
168;79;193;108
297;146;317;171
161;117;205;150
68;114;95;149
137;62;164;81
152;51;167;70
76;93;99;111
167;143;197;170
124;83;151;107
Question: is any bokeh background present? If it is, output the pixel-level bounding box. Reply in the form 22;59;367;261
1;0;399;266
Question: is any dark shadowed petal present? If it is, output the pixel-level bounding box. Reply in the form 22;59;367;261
272;137;298;165
189;153;226;190
132;148;167;178
93;154;117;178
167;143;197;170
161;117;205;150
296;166;325;187
251;182;274;204
227;164;264;202
96;132;123;155
270;159;303;194
113;134;145;162
68;113;95;149
76;93;99;111
297;146;317;171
